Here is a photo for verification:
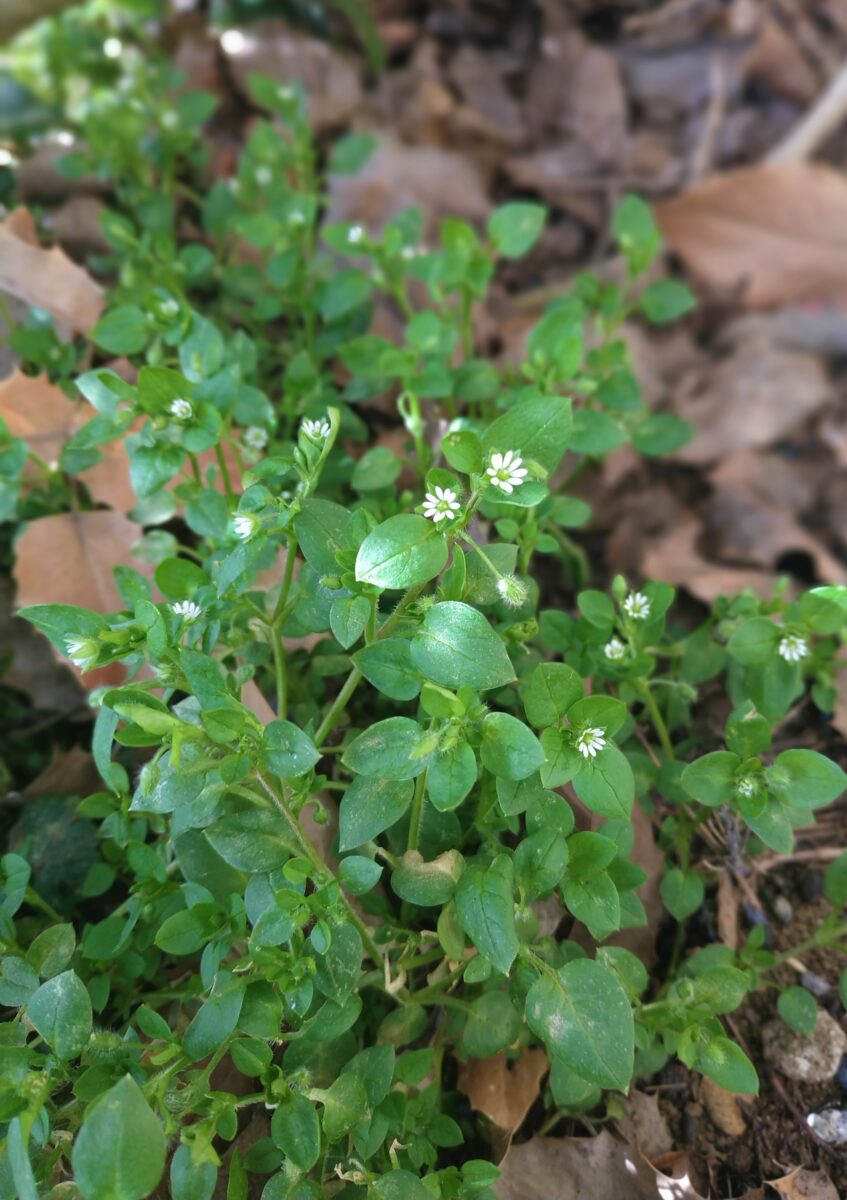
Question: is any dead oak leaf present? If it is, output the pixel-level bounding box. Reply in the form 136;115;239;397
0;371;134;511
0;206;103;332
457;1047;548;1140
14;510;151;686
656;163;847;309
768;1168;839;1200
494;1091;707;1200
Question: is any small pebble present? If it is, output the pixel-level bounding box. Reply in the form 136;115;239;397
773;895;794;924
801;870;824;902
807;1108;847;1144
801;970;831;998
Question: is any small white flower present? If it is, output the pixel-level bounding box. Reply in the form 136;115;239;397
422;486;461;524
65;636;99;671
623;591;651;620
171;600;202;623
289;208;306;227
161;110;179;130
277;84;294;102
301;417;331;442
348;224;365;245
496;574;528;608
577;727;606;759
244;426;269;451
736;777;756;798
254;165;273;186
604;637;626;661
401;245;416;260
169;398;193;421
103;36;123;59
486;450;528;494
160;298;179;319
778;634;808;663
233;513;259;542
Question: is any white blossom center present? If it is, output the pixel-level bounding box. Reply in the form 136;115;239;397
486;450;528;494
422;486;461;524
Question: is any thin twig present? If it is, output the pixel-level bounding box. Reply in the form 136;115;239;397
768;57;847;162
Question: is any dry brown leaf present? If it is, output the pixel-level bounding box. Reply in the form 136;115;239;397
227;24;361;134
705;464;847;585
14;510;150;686
327;132;489;237
0;372;134;511
495;1091;707;1200
700;1076;750;1136
673;341;832;465
23;746;100;800
0;208;103;332
642;515;778;605
656;164;847;309
768;1168;840;1200
457;1047;548;1136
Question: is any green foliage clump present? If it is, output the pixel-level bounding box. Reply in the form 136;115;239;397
2;8;847;1199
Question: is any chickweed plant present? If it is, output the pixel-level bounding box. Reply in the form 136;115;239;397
2;17;847;1200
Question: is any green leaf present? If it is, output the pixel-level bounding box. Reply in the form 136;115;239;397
371;1170;432;1200
825;851;847;906
391;849;464;907
351;446;403;492
262;720;320;778
320;269;373;323
72;1075;166;1200
355;514;448;589
482;394;572;474
525;958;634;1090
182;974;244;1062
93;306;149;355
514;830;569;900
572;746;634;818
612;195;660;276
428;740;477;812
479;712;545;781
328;131;377;175
26;969;91;1059
338;855;382;895
632;413;692;457
455;856;518;975
639;279;695;323
338;776;414;850
488;202;547;259
295;499;351;576
576;589;616;630
771;750;847;810
569;409;628;456
727;617;779;666
313;925;362;1004
522;662;583;728
330;594;371;649
353;638;421;702
681;751;739;807
320;1073;368;1140
271;1093;321;1170
342;717;430;780
562;870;620;940
660;868;704;921
26;923;75;978
697;1037;758;1095
778;986;817;1035
410;601;515;691
170;1146;216;1200
461;991;521;1058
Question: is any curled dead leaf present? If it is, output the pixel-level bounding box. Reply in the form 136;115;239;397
657;164;847;309
0;208;103;332
700;1076;749;1136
